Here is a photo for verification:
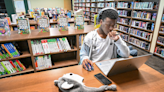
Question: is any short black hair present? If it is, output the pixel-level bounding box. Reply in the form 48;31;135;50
100;9;118;21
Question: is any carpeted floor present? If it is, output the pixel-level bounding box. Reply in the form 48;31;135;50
127;43;164;75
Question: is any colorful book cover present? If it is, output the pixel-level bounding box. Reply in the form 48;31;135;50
37;15;50;32
0;19;11;36
17;18;31;34
5;17;11;25
58;15;68;31
74;15;84;30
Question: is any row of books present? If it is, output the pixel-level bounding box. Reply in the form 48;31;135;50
160;26;164;33
91;8;97;12
134;2;158;10
130;28;152;41
118;10;131;17
117;17;131;25
162;14;164;22
154;47;164;57
106;2;115;8
0;43;20;60
132;11;157;21
35;55;52;70
79;3;85;7
31;37;71;55
97;3;104;7
0;60;26;76
131;20;154;31
120;34;128;42
86;3;90;7
91;3;96;7
157;36;164;45
129;37;150;50
117;2;133;8
79;34;86;47
116;24;129;33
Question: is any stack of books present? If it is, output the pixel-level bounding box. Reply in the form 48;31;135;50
35;55;52;70
134;2;158;10
154;47;164;57
117;17;130;25
0;60;26;76
116;24;130;33
0;43;20;60
132;11;157;21
31;37;71;55
129;37;150;50
157;36;164;45
118;10;131;16
131;20;154;31
130;28;152;41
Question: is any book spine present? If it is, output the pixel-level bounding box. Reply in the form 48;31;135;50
9;60;19;72
1;62;10;74
16;60;26;70
2;44;13;58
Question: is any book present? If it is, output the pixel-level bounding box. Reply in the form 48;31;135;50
58;15;68;31
17;18;31;34
0;19;11;36
37;15;50;32
5;17;11;25
74;15;84;30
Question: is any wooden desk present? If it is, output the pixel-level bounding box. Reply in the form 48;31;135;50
9;18;90;31
0;64;164;92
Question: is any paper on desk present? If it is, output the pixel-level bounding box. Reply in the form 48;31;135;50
96;58;125;75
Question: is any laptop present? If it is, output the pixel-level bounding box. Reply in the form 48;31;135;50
95;54;152;77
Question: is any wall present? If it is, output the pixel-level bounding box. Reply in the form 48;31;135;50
64;0;71;10
150;0;164;53
28;0;64;9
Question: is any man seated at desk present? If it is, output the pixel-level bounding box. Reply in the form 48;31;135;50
79;8;130;71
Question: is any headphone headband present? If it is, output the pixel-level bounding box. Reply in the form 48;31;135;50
97;7;117;23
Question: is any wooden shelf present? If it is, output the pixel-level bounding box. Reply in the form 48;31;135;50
130;34;151;42
0;66;34;78
128;42;149;52
33;46;77;57
117;22;130;27
36;59;78;71
106;0;117;2
97;7;104;8
132;17;155;22
116;29;129;34
133;9;157;11
131;26;153;32
119;16;131;18
154;53;164;59
117;8;132;10
157;42;164;47
159;31;164;35
0;51;31;62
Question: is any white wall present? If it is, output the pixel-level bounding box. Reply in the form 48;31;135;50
28;0;64;9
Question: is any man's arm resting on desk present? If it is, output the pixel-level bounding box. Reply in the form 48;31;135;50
114;37;130;58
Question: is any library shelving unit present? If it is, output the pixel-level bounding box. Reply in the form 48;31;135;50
9;18;90;31
74;0;160;52
0;25;94;78
154;7;164;59
116;0;160;52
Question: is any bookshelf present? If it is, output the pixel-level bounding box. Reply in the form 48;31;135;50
0;25;94;78
74;0;160;52
154;7;164;59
